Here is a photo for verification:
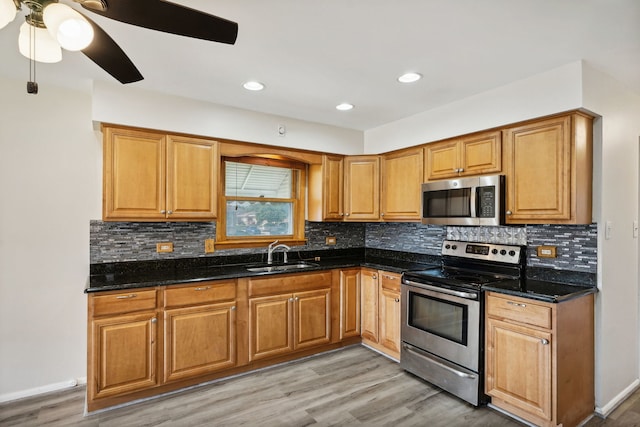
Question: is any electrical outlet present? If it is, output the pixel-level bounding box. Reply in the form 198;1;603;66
205;239;215;253
157;242;174;253
325;236;337;245
537;245;557;258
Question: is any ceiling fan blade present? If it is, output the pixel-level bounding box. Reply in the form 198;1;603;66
81;13;144;84
82;0;238;45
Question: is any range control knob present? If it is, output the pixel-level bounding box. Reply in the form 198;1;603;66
500;249;507;255
509;250;517;257
491;249;498;255
451;245;457;250
445;244;451;249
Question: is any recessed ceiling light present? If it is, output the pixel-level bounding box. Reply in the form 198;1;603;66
398;72;422;83
243;81;265;91
336;103;354;111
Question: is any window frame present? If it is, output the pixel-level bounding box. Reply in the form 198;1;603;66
215;156;307;249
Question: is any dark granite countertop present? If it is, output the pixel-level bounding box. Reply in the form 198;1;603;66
86;247;597;303
85;248;440;293
484;278;597;303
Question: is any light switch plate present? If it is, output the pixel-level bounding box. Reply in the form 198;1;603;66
605;221;613;240
156;242;174;253
537;246;557;258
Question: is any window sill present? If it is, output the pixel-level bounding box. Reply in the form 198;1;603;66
213;238;307;250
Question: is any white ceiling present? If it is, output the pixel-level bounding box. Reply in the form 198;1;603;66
1;0;639;131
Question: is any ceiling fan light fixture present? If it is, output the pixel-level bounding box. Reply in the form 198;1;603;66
0;0;17;30
18;22;62;63
398;72;422;83
243;81;265;91
43;3;94;51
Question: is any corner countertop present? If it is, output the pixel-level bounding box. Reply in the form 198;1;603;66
85;253;438;293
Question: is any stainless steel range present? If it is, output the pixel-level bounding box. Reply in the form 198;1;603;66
400;240;524;406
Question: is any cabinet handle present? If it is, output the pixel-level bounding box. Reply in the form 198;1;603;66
289;297;294;302
345;213;350;216
231;306;236;311
294;296;299;301
382;275;397;280
506;210;513;215
160;210;166;214
381;213;385;217
339;213;344;216
394;298;400;303
540;338;549;345
116;294;137;299
168;210;173;215
372;275;377;280
507;301;526;308
151;318;157;324
194;286;211;291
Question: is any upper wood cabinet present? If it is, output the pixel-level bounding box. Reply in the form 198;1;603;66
381;147;423;221
103;125;219;221
343;156;380;221
504;113;592;224
425;130;502;181
308;155;344;221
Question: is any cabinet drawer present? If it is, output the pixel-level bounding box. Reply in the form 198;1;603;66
248;271;332;297
486;293;552;329
380;272;401;292
91;289;157;316
164;281;236;308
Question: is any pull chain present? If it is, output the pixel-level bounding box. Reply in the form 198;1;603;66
27;22;38;94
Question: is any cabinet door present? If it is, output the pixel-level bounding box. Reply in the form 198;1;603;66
90;312;158;399
103;127;166;220
486;317;552;421
460;131;501;175
505;116;571;223
323;155;345;220
164;302;236;383
249;294;293;361
381;148;423;221
166;136;218;220
379;288;401;356
294;289;331;350
339;269;361;340
360;269;379;342
344;156;380;221
424;140;460;181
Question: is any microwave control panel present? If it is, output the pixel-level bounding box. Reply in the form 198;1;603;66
477;186;496;217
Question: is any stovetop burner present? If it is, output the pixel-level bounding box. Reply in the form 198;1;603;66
402;240;525;292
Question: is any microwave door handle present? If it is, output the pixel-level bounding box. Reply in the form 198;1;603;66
470;186;478;218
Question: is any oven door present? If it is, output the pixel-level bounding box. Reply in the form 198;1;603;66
401;282;480;371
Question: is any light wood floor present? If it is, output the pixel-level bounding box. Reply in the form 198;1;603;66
0;345;634;426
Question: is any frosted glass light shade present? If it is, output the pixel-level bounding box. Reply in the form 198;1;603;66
18;22;63;63
43;3;94;51
0;0;17;30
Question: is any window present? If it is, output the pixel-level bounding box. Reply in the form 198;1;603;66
216;157;306;248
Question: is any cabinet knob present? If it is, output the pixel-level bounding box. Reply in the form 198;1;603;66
160;210;166;214
294;296;299;301
151;318;157;324
394;298;400;303
168;210;173;215
345;213;350;216
506;210;512;215
339;213;344;216
372;275;377;280
381;213;385;217
289;297;294;302
231;306;236;311
540;338;549;345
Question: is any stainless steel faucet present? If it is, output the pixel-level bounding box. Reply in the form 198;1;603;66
267;240;290;264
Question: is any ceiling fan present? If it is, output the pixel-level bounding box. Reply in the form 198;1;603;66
0;0;238;91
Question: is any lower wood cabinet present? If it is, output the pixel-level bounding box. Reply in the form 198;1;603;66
485;291;594;427
339;269;361;340
248;272;332;361
360;269;401;359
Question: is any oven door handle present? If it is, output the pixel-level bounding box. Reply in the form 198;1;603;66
402;344;476;379
402;280;478;300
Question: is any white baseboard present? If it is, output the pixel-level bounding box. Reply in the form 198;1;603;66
595;379;640;417
0;377;87;404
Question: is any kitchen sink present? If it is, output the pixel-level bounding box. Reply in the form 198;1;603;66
245;261;319;273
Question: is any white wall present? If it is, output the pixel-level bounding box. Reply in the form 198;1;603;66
92;81;364;155
0;78;101;400
582;64;640;413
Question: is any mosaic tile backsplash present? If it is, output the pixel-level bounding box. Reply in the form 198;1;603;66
90;220;597;274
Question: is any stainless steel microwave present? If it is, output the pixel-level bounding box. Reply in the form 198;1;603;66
421;174;505;226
